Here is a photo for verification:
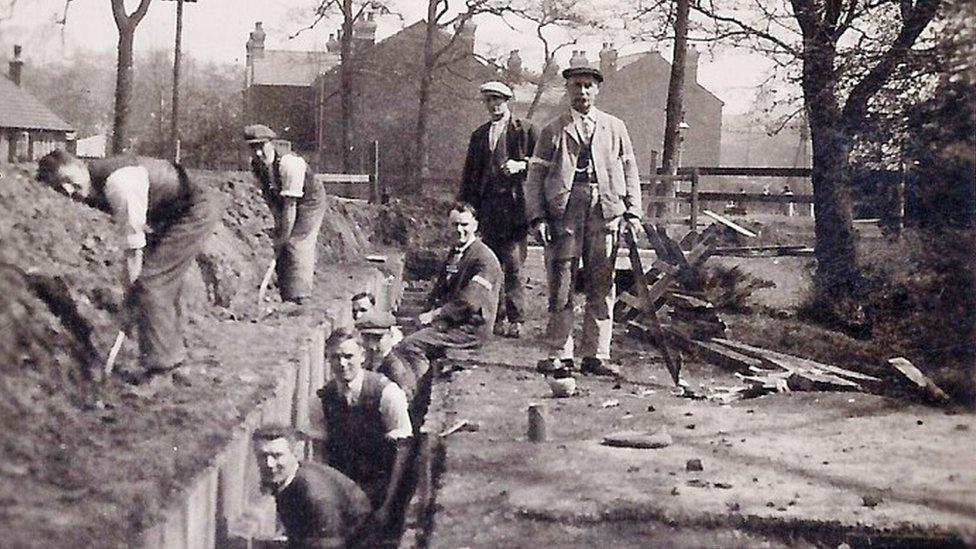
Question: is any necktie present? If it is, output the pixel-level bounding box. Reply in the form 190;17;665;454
581;116;594;142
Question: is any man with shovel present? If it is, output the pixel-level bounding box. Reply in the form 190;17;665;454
245;124;328;306
37;150;219;382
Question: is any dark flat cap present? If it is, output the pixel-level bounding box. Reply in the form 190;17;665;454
355;311;397;334
243;124;277;143
562;66;603;83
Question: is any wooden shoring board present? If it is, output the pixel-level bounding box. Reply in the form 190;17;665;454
701;209;758;237
660;327;761;374
623;231;683;385
712;338;880;382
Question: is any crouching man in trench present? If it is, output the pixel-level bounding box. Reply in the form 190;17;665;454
37;150;220;382
396;202;503;379
252;424;372;548
317;328;414;543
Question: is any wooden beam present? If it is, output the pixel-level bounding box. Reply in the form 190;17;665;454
314;173;372;184
711;339;880;383
888;357;950;403
712;245;815;257
701;210;758;237
676;191;815;204
674;166;812;177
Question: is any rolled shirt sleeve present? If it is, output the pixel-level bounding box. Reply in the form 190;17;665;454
103;165;150;250
379;383;413;439
278;154;307;199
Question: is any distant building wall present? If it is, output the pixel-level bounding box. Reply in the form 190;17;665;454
244;85;317;153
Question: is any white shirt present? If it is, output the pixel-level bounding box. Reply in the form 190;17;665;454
104;165;150;250
338;369;413;439
488;112;510;152
277;153;307;198
570;107;600;142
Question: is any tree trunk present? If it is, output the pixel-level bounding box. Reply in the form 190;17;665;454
657;0;689;220
112;26;135;154
339;0;354;172
526;59;552;121
802;37;859;296
414;12;437;181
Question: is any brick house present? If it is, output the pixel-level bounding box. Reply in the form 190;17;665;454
311;20;500;182
0;46;75;163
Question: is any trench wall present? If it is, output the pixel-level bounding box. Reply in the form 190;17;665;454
135;267;402;549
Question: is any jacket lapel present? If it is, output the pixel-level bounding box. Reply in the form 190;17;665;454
560;113;580;146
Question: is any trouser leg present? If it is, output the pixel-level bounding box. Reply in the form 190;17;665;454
485;236;528;323
128;191;220;371
396;325;483;378
278;203;326;301
544;229;579;361
579;212;620;360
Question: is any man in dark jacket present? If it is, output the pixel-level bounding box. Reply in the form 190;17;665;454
458;81;536;338
37;150;220;381
396;202;503;378
245;124;328;305
252;424;371;548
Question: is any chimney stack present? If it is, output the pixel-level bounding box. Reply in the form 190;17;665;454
599;42;618;79
569;50;588;68
454;19;477;54
326;32;340;54
353;12;377;50
246;22;266;61
8;45;23;86
506;49;523;82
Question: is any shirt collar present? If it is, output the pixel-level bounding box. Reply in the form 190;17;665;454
489;111;510;126
453;238;475;256
339;368;365;403
570;107;600;126
276;465;299;495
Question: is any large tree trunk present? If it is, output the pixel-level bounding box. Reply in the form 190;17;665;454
414;13;437;181
339;0;354;172
112;27;135;154
802;37;859;296
656;0;689;220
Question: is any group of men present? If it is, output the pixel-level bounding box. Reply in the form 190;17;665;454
36;59;640;547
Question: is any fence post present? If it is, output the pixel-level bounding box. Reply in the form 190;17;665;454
371;140;380;204
690;168;700;235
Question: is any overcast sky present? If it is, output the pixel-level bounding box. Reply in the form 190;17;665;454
0;0;783;115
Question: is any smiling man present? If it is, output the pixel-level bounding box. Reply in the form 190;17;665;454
317;328;413;538
396;202;503;378
524;63;642;378
252;424;371;548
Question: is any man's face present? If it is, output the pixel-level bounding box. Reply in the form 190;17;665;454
253;437;298;493
362;330;394;366
249;140;276;166
328;338;365;384
566;75;600;113
351;296;373;321
57;163;92;200
482;93;510;121
449;209;478;247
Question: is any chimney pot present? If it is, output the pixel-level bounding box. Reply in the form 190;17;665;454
8;44;23;86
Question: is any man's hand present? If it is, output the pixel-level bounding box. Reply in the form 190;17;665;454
501;159;526;175
417;309;437;326
623;216;641;239
532;220;549;245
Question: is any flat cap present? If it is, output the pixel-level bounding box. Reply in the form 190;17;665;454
562;66;603;83
479;81;514;99
355;310;398;335
243;124;277;143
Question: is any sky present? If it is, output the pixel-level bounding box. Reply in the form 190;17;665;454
0;0;786;116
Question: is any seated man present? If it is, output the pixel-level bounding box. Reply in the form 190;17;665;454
317;328;413;535
356;310;416;404
252;424;371;548
396;202;503;377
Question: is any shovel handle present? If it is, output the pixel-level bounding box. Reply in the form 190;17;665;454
103;330;126;378
257;258;277;307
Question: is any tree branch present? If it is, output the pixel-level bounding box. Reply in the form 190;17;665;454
693;0;801;57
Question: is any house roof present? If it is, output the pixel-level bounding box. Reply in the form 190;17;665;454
615;50;724;106
251;50;340;87
0;74;73;132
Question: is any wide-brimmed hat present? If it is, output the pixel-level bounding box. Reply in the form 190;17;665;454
243;124;277;144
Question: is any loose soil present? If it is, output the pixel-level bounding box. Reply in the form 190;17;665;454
0;164;406;548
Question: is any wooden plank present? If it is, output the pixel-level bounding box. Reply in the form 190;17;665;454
663;330;761;374
675;166;812;178
677;191;815;204
712;245;815;257
314;173;371;184
711;338;880;382
888;357;950;403
701;210;758;237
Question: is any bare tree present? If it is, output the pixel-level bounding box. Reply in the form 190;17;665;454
110;0;153;154
413;0;509;178
692;0;942;297
660;0;689;176
501;0;593;120
299;0;393;171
